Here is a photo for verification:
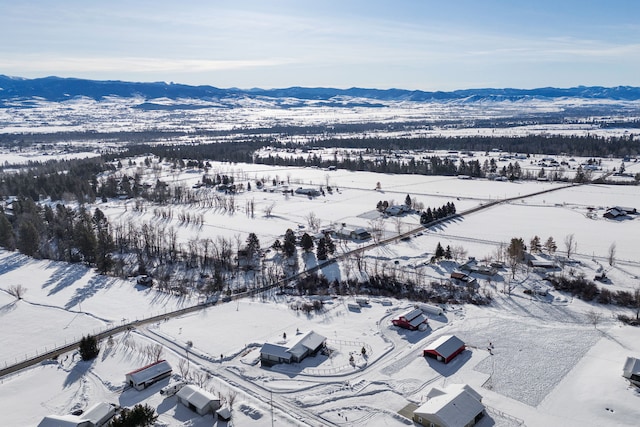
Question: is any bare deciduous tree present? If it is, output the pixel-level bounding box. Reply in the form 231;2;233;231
263;202;276;217
305;212;321;232
608;242;616;267
178;358;190;378
7;284;27;300
586;309;602;329
564;234;577;259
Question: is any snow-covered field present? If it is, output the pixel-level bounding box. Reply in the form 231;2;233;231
1;161;640;426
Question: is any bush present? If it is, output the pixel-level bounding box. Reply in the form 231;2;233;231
78;335;99;361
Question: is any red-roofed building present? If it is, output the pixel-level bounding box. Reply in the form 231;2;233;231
392;308;429;331
125;359;172;391
423;335;466;364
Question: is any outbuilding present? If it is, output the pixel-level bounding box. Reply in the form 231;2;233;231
216;406;232;421
125;359;172;391
392;308;429;331
176;385;221;415
413;384;485;427
623;356;640;386
423;335;466;364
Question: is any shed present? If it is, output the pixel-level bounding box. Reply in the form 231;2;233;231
416;303;444;317
413;384;485;427
125;359;172;391
216;406;232;421
622;356;640;386
423;335;466;364
176;385;221;415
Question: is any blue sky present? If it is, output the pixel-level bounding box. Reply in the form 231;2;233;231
1;0;639;90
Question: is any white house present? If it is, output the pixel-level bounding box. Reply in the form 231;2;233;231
38;403;116;427
260;330;327;367
125;359;172;391
176;385;221;415
413;384;485;427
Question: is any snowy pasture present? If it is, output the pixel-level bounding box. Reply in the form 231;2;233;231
1;162;640;426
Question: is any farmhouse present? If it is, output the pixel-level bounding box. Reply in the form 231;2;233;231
604;206;636;219
622;356;640;386
176;385;221;415
260;330;327;367
392;308;429;331
333;226;371;240
460;259;497;276
38;403;116;427
125;359;172;391
295;187;321;197
413;384;485;427
423;335;466;364
385;204;409;216
450;271;479;288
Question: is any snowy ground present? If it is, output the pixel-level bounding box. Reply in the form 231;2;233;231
1;162;640;426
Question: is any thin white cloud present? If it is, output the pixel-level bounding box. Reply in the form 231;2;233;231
0;56;297;74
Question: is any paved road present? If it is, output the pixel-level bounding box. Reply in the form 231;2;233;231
0;180;580;381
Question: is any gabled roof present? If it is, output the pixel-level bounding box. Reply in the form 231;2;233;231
414;384;484;427
260;342;292;362
623;356;640;377
82;402;114;424
424;335;465;359
126;360;172;384
288;330;326;359
176;385;219;410
38;415;89;427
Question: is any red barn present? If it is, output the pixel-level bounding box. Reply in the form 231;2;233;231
423;335;465;364
392;308;429;331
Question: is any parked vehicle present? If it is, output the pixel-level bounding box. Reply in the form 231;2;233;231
160;381;188;397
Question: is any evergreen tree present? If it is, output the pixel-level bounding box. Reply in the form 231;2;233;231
544;236;558;255
404;194;412;208
530;235;542;254
316;237;328;260
324;233;336;255
283;229;297;257
444;245;452;260
300;233;314;252
108;404;158;427
74;207;97;264
79;334;99;361
17;219;40;257
245;232;261;259
0;212;15;250
435;242;445;260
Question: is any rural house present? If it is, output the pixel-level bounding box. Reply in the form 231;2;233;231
176;385;221;415
413;384;485;427
38;403;116;427
423;335;466;364
260;330;327;367
392;308;429;331
125;359;172;391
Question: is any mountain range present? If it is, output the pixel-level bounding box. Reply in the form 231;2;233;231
1;74;640;103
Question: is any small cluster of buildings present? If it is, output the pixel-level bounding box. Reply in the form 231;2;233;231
603;205;637;219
